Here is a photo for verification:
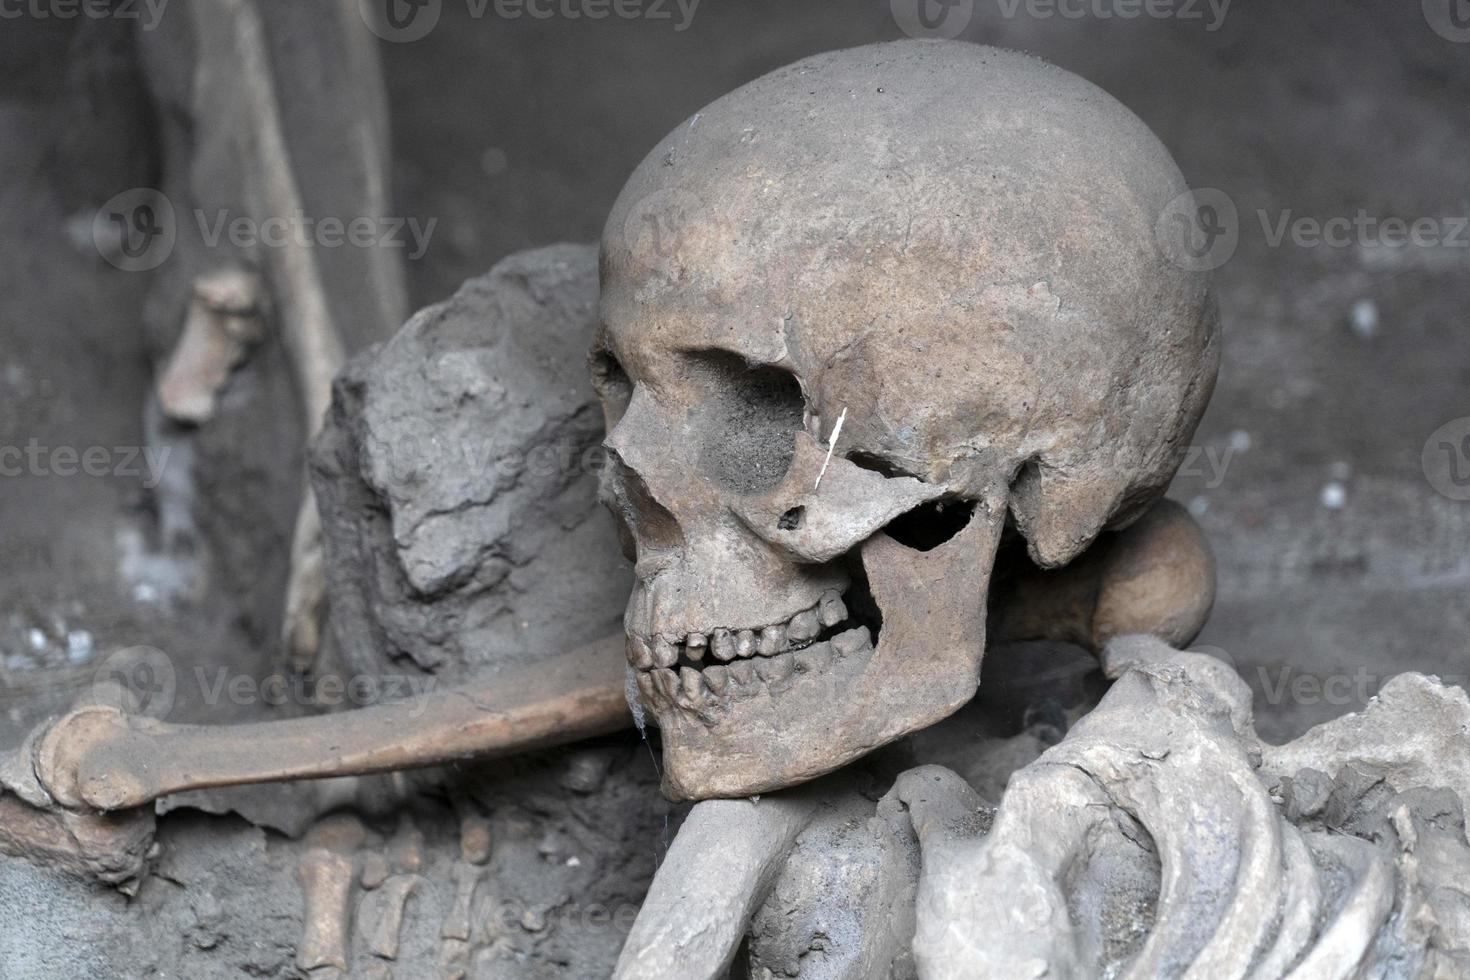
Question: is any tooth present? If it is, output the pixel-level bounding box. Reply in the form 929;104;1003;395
653;667;679;699
728;660;756;694
794;641;832;674
686;633;707;660
680;666;704;701
704;664;729;694
635;675;658;714
787;609;820;643
758;624;785;656
653;635;679;668
756;652;794;684
712;629;735;661
629;636;654;670
819;591;847;627
833;626;872;657
736;629;756;659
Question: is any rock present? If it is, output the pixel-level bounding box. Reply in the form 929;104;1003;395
312;244;631;683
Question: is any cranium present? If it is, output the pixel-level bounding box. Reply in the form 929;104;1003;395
594;40;1219;800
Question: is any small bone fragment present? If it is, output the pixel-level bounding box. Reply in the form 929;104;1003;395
440;938;470;979
441;862;483;941
360;873;421;960
296;819;363;972
156;266;266;424
459;814;493;865
388;818;426;874
0;793;154;886
360;851;390;890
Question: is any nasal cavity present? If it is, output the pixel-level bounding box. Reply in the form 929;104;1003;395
778;506;805;531
883;499;976;552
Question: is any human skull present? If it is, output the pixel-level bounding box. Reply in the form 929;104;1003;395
594;41;1219;800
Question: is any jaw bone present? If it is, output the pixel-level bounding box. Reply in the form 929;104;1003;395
616;636;1470;980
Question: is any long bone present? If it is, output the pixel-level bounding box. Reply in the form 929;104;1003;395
24;499;1211;817
145;0;406;669
31;635;630;813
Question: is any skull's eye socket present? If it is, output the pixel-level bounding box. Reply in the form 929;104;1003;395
686;350;805;495
589;347;633;424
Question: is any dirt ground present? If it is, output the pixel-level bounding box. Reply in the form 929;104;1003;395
0;1;1466;976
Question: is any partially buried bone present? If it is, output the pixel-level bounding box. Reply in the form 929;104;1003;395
156;266;266;425
25;500;1210;817
296;814;366;973
360;873;423;960
144;0;405;670
31;634;630;812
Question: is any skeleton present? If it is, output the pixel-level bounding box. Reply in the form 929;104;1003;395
32;33;1462;979
594;40;1220;800
617;636;1470;979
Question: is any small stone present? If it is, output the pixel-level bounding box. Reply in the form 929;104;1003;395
1350;298;1379;338
66;630;93;664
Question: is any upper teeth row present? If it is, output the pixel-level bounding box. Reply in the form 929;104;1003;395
629;590;849;670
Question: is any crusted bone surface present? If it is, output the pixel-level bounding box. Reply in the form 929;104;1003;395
904;636;1470;978
598;40;1219;799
